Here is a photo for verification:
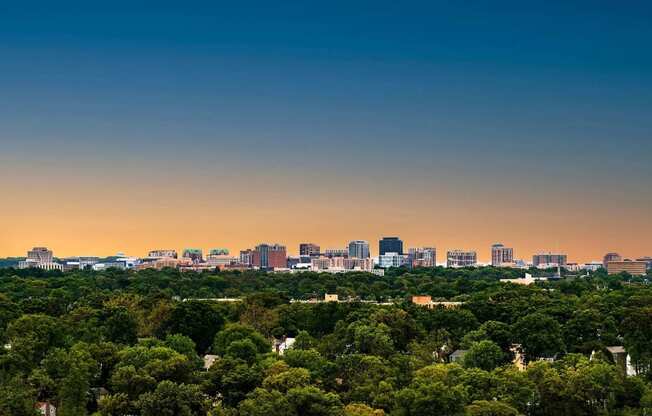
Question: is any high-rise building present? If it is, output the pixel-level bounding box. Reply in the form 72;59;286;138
299;243;320;257
607;260;647;276
182;248;203;263
379;237;403;255
378;252;410;268
252;243;287;270
603;252;622;268
27;247;53;263
409;247;436;268
491;244;514;267
148;249;178;259
447;250;477;268
348;240;370;259
532;252;567;268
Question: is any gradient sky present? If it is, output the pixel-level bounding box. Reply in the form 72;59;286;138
1;1;651;262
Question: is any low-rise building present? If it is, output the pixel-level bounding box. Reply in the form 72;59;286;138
607;260;647;276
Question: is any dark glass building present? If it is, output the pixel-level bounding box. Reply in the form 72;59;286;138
379;237;403;255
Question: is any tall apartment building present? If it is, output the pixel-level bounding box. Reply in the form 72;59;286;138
348;240;370;259
447;250;477;268
491;244;514;267
182;248;203;263
148;249;178;259
409;247;436;268
607;260;647;276
379;237;403;255
532;252;568;268
252;243;287;269
603;252;622;268
299;243;320;257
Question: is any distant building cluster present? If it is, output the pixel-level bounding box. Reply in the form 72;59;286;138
12;241;651;276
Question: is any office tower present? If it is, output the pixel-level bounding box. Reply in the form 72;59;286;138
348;240;370;259
607;260;647;276
532;252;568;268
409;247;436;267
491;244;514;267
252;243;287;269
148;249;178;259
447;250;477;268
378;252;410;268
603;252;622;268
27;247;53;263
182;248;203;263
379;237;403;255
299;243;320;257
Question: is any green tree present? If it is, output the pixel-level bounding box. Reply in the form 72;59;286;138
463;341;504;371
286;386;344;416
137;380;208;416
512;313;564;361
6;314;66;366
465;400;521;416
238;388;293;416
213;324;270;356
157;301;224;353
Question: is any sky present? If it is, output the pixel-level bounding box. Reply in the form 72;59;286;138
1;1;651;262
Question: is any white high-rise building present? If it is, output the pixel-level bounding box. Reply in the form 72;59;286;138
348;240;370;259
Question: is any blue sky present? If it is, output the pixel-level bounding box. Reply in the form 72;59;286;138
1;1;651;258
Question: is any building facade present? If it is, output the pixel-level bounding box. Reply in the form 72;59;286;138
447;250;477;268
299;243;320;257
252;243;287;269
607;261;647;276
348;240;370;259
182;248;203;263
491;244;514;267
27;247;54;263
379;237;403;255
148;249;178;259
378;252;410;268
603;252;622;268
324;248;348;258
532;252;568;268
636;257;652;271
409;247;436;268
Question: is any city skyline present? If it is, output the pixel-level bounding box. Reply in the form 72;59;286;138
2;2;651;261
4;240;647;265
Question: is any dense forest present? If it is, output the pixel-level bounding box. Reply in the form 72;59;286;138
1;266;651;415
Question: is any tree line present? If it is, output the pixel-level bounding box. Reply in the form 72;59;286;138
0;266;651;415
